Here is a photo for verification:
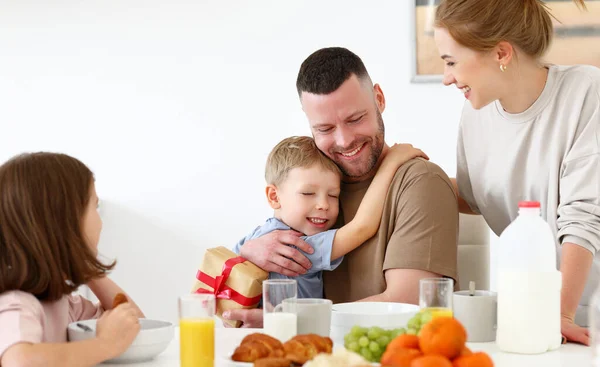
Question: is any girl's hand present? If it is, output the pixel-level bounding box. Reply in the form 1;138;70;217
96;303;141;357
382;143;429;170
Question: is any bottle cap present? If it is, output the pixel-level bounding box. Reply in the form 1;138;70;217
518;201;540;208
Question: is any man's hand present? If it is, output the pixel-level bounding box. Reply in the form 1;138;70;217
222;309;263;328
561;315;589;345
240;230;314;276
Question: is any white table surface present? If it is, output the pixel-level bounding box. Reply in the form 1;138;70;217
98;327;592;367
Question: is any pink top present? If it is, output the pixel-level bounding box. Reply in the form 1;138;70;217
0;290;104;359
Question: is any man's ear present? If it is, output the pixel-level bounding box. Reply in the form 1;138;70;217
373;83;386;114
265;185;281;209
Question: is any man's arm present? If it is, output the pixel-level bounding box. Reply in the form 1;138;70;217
359;269;441;303
361;161;459;303
238;230;314;277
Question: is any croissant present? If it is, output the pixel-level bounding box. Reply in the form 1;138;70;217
232;333;333;365
231;333;285;362
282;334;333;365
253;357;293;367
112;293;128;308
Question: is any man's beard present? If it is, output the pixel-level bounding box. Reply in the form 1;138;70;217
334;109;385;180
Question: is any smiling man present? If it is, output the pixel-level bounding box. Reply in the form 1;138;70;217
222;47;459;328
296;47;459;303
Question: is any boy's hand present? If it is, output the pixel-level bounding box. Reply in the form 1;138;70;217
382;143;428;169
240;230;313;276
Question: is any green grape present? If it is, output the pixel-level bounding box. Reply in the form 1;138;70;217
420;310;433;326
376;335;390;347
390;327;406;339
372;350;383;363
406;328;418;335
360;347;373;362
407;315;421;330
368;341;380;353
350;325;367;337
347;341;360;353
344;333;358;344
367;327;382;340
358;336;370;347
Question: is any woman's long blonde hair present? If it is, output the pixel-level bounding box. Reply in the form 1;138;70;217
435;0;587;59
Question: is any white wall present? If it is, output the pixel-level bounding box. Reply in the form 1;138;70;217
0;0;478;323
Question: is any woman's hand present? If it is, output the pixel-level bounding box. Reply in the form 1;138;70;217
561;315;589;345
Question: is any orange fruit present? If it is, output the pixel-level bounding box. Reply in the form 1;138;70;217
410;355;453;367
418;317;467;360
387;334;420;351
453;352;494;367
457;346;472;358
380;347;422;367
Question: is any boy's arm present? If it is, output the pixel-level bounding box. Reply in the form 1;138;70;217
330;144;427;260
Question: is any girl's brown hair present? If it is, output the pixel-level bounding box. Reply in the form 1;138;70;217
0;152;115;301
435;0;587;59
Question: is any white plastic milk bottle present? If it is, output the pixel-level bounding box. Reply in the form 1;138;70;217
496;201;562;354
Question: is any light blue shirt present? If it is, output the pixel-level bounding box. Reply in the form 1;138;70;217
232;217;343;298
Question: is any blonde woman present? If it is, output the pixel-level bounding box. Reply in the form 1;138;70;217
434;0;600;345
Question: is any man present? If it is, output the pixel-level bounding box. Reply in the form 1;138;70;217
223;47;458;327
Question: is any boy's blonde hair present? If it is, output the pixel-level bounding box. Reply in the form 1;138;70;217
265;136;342;186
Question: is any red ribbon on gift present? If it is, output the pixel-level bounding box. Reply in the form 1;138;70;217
195;256;262;306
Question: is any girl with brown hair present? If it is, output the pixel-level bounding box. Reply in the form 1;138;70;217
434;0;599;345
0;152;145;366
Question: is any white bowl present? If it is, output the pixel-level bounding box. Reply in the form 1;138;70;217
67;318;174;364
330;302;420;345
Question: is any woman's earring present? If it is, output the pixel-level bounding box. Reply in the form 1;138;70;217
500;64;507;72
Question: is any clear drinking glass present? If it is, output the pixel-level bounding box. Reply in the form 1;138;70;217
419;277;454;319
263;279;298;342
179;294;215;367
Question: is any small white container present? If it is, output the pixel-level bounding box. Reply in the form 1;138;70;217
453;286;497;342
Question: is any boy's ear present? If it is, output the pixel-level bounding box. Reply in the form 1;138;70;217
265;185;281;209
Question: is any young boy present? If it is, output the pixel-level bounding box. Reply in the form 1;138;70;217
232;136;427;298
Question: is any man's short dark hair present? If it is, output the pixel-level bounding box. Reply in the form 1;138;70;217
296;47;371;96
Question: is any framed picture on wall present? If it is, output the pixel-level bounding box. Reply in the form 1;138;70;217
411;0;600;83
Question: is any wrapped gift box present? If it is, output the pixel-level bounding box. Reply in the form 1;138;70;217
191;246;268;327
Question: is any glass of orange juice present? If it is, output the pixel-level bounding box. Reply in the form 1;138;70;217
179;294;215;367
419;277;454;319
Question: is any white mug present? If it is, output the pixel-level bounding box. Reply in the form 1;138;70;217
453;290;497;342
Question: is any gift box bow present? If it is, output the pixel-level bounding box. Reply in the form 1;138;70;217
195;256;262;306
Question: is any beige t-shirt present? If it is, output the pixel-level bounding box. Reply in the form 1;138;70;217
323;158;459;302
0;290;104;359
